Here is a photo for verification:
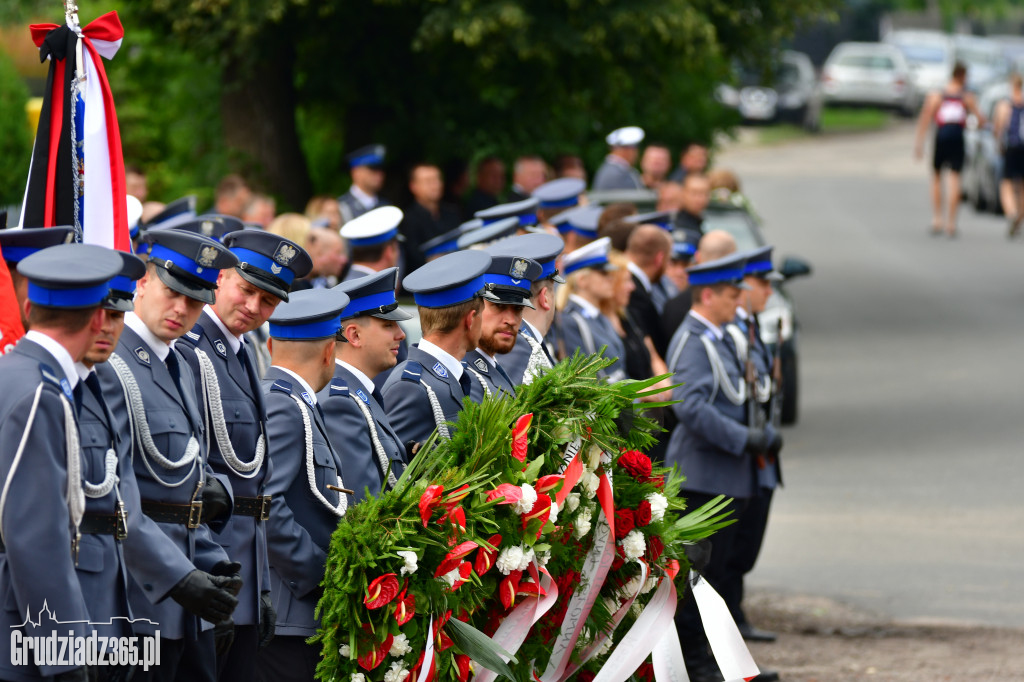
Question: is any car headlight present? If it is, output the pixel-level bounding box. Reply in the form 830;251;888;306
757;292;794;345
716;85;740;107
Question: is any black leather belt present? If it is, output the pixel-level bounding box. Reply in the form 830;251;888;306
79;507;129;540
142;500;204;528
233;495;272;521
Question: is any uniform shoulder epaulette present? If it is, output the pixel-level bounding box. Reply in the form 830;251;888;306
270;379;293;394
400;361;423;383
328;380;349;397
38;362;61;387
180;323;203;345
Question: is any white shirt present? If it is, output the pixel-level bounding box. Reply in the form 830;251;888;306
272;366;319;405
74;361;93;383
523;319;544;342
125;312;171;362
416;338;464;381
204;305;242;355
349;185;378;211
23;330;79;390
569;294;601;319
687;310;724;341
335;359;375;394
626;261;652;293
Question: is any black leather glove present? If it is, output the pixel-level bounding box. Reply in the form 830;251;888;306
767;431;783;456
202;478;231;523
53;667;89;682
258;591;277;648
170;570;239;623
210;560;243;597
684;539;713;574
213;618;235;658
744;428;768;454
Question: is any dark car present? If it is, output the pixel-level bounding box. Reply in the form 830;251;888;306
716;51;824;131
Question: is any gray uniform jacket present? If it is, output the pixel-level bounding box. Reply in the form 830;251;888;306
0;339;92;680
463;350;516;402
318;363;406;504
100;326;231;639
591;157;645;191
380;346;467;447
728;316;782;490
177;312;272;627
338;193;388;225
558;300;627;382
262;367;350;637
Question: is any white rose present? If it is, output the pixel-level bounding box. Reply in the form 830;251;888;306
573;506;593;539
581;471;600;499
350;674;365;682
496;545;525;575
384;661;410;682
619;574;643;599
397;550;418;576
390;633;412;657
585;444;603;471
622;530;646;561
646;493;668;522
548;501;559;525
641;574;658;595
340;644;352;658
602;595;620;615
513;483;538;515
631;601;643;617
565;492;581;512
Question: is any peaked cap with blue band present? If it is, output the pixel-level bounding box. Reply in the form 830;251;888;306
457;216;520;250
346;144;386;169
624;210;672;230
335;267;412;322
484;232;565;284
135;195;197;256
0;226;75;264
104;251;147;312
340;206;405;247
479;253;541;308
737;245;783;281
268;287;350;341
18;244;123;309
672;228;701;262
686;251;751;288
475;197;540;227
551;204;603;239
562;236;617;276
402;250;491;309
142;230;239;305
151;215;240;243
533;178;586;211
223;229;313;302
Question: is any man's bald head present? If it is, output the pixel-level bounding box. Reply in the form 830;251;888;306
626;224;672;264
695;229;736;264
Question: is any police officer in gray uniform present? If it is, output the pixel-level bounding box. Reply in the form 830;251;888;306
99;230;242;681
380;250;492;449
663;252;780;682
0;226;75;330
591;126;646;191
258;287;351;682
338;206;403;283
176;229;313;679
487;233;565;386
0;243;121;682
318;268;411;502
338;144;389;225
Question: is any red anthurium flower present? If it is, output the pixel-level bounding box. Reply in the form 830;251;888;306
517;579;545;599
439;505;467;534
364;573;400;610
500;570;523;610
411;649;437;682
434;540;478;577
455;654;472;682
535;474;564;496
450;561;473;591
511;413;533;462
393;590;415;625
445;484;470;505
475;533;502;576
635;500;653;527
419;485;445;527
614;509;636;537
521;494;552;538
433;610;454;652
486;483;523;505
357;624;393;671
619;450;653;480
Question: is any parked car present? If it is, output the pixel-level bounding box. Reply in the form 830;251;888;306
963;80;1010;213
953;35;1010;94
716;51;824;131
822;42;917;115
883;30;955;104
988;34;1024;74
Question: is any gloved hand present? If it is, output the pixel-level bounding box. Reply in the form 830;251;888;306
53;667;89;682
767;430;783;456
744;428;769;454
210;561;243;597
258;591;277;648
684;539;713;574
213;618;235;658
169;570;239;623
202;478;231;523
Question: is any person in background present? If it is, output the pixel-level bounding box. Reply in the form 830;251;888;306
554;154;588;182
302;226;348;289
667;141;710;183
465;156;507;218
993;73;1024;237
596;203;639;252
400;163;462;274
641;143;673;189
592;126;645;191
304;195;343;231
338;144;389;224
215;175;253;218
126;164;148;202
672;173;712;235
605;251;671;391
661;229;738;344
508;155;548;202
625;224;674;357
267;213;314;250
241;195;276;229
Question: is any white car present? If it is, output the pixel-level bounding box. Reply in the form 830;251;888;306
953;35;1010;94
884;30;955;103
822;42;917;115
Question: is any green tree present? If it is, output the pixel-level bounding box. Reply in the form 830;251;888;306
0;49;31;206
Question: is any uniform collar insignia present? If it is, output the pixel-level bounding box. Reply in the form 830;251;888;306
356;388;370;404
59;378;73;401
473;358;488;373
301;391;315;408
214;339;227;357
431;361;448;378
135;346;151;365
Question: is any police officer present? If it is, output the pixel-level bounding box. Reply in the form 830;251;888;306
591;126;646;191
318;268;411;502
456;217;520;251
0;226;75;329
550;204;602;254
0;243;121;682
176;229;313;680
338;206;403;283
533;177;586;226
475;197;541;232
135;196;199;256
556;237;627;382
99;230;242;681
380;250;491;449
420;220;479;263
664;252;780;682
338;144;389;224
258;287;351;682
487;233;565;386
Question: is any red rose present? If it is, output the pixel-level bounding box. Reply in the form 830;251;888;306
635;500;652;527
611;555;624;571
646;535;664;563
364;573;399;609
614;509;635;538
618;451;653;480
578;671;596;682
636;661;655;682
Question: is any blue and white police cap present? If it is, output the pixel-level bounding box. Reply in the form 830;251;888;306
605;126;645;147
550;205;603;240
402;250;491;309
457;216;520;250
624;210;672;230
475;197;540;228
141;196;197;231
479;254;542;308
0;226;75;264
738;245;782;281
422;226;469;259
686;252;750;288
18;243;122;309
223;230;313;302
336;267;412;322
562;236;617;276
533;178;586;211
346;144;386;169
104;251;147;312
142;230;239;305
153;215;240;243
340;206;405;247
127;195;143;240
268;287;350;341
672;228;701;262
485;232;565;284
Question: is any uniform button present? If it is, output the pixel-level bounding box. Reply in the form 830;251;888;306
144;583;153;591
289;581;297;589
234;410;241;418
169;421;175;428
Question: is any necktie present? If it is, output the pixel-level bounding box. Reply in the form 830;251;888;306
494;362;514;391
237;345;259;395
165;350;188;403
458;371;473;398
72;381;84;415
371;388;384;406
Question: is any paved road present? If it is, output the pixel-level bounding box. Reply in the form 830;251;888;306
717;121;1024;628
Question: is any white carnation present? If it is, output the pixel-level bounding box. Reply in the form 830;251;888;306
646;493;668;522
350;674;364;682
340;644;351;658
513;483;537;515
565;492;581;512
390;633;412;657
440;566;461;587
585;444;603;471
384;661;410;682
573;506;593;539
619;574;643;599
518;545;535;571
581;471;600;499
596;635;614;657
496;545;525;575
397;550;418;576
548;501;559;525
536;550;551;568
641;574;658;595
622;530;646;561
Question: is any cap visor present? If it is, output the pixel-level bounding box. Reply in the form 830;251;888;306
482;290;535;309
102;297;135;313
235;268;289;303
154;265;217;304
765;272;784;282
373;307;414;321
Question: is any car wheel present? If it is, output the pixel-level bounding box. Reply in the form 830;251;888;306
781;340;798;425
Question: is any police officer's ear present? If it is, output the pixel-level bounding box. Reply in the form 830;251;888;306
320;338;336;368
343;321;360;347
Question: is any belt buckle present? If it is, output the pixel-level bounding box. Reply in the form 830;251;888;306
259;495;271;522
115;502;128;540
187;501;203;529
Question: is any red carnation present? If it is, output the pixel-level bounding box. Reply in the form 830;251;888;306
475;534;502;576
511;413;533;462
364;573;400;610
635;500;652;527
393;589;415;625
618;451;653;480
646;535;665;563
419;485;444;527
614;509;636;538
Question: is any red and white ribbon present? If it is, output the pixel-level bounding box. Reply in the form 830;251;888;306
690;572;760;682
416;615;435;682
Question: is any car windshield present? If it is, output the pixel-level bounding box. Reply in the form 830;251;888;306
700;210;764;251
737;60;799;88
834;53;896;69
894;44;947;64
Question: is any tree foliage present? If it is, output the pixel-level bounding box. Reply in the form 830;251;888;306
0;49;31;206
